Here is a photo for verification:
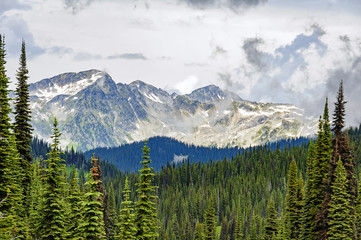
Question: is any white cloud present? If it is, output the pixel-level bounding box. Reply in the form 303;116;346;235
175;75;200;94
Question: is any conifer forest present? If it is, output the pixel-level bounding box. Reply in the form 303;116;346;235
1;35;361;240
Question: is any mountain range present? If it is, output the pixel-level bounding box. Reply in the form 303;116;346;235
28;69;317;151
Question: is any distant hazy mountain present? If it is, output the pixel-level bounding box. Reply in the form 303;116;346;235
29;69;317;151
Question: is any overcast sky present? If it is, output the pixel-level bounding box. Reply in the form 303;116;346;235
1;0;361;125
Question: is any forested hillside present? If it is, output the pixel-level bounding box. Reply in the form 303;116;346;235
84;136;309;172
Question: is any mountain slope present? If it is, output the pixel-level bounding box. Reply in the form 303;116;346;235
29;69;317;150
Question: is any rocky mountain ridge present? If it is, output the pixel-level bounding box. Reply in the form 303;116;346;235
29;69;317;151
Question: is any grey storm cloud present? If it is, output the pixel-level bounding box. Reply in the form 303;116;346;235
243;23;327;75
184;62;209;67
0;0;41;59
218;72;244;93
47;46;73;56
211;45;227;58
240;23;361;127
64;0;93;14
180;0;267;9
323;57;361;127
107;53;147;60
241;24;328;103
0;15;45;59
74;52;101;61
63;0;267;13
0;0;31;15
242;38;269;71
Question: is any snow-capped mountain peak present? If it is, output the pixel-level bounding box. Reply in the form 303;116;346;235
29;69;317;151
29;69;105;102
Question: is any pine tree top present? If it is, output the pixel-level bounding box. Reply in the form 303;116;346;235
332;80;346;136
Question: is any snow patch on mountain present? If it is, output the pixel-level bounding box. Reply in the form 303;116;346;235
31;71;104;101
28;69;318;151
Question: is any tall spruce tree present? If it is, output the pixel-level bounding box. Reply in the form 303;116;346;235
0;34;23;239
104;183;117;239
81;171;106;239
194;222;204;240
66;166;83;239
331;80;357;210
300;140;317;240
28;160;41;239
38;118;66;239
356;174;361;240
265;195;278;240
317;81;357;239
134;141;159;240
204;195;216;240
13;40;33;212
286;161;304;240
285;160;300;239
118;177;136;240
311;100;332;239
328;159;355;240
234;213;243;240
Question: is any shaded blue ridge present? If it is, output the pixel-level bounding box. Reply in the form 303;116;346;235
84;136;311;172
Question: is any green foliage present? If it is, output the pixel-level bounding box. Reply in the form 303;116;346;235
81;172;106;239
204;195;216;240
265;195;278;240
276;212;287;240
328;159;355;240
356;173;361;240
37;119;66;239
14;40;33;213
104;183;117;239
134;141;159;240
194;222;204;240
28;160;42;239
0;35;24;239
300;140;317;240
118;178;136;239
66;166;83;239
285;160;303;239
234;213;243;240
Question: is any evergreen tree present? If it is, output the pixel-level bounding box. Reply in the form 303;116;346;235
276;212;287;240
13;40;33;212
28;159;42;239
118;177;136;240
285;160;300;239
328;159;355;240
300;141;318;240
220;217;228;240
0;35;23;239
356;174;361;240
134;141;159;240
234;213;243;240
317;81;357;239
66;166;83;239
81;171;106;239
296;173;304;236
38;118;66;239
331;80;357;211
314;99;333;239
194;222;204;240
204;195;216;240
105;183;117;239
265;195;278;240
